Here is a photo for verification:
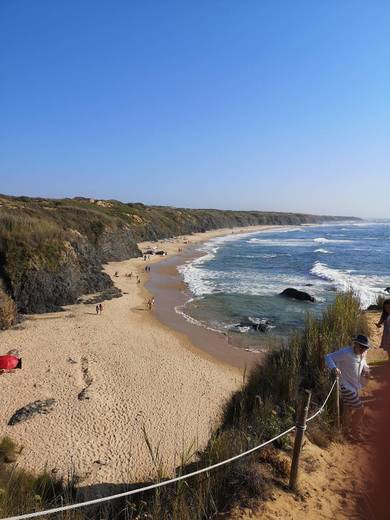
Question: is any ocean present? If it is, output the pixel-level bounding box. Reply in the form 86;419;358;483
177;221;390;351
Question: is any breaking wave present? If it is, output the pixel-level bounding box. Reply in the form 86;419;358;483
310;261;386;308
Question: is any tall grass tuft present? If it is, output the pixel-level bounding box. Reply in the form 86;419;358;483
0;453;81;519
0;289;17;329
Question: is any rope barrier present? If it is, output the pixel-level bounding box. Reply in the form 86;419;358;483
306;379;337;423
2;380;337;520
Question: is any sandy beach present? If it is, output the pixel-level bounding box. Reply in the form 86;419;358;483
0;224;276;485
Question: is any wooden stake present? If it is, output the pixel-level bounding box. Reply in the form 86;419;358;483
336;374;341;431
289;389;311;491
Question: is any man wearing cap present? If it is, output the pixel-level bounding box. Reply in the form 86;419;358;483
325;335;371;441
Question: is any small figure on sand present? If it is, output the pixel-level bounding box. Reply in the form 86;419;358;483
0;354;22;375
137;277;141;284
145;265;148;272
114;271;119;277
376;299;390;359
144;255;147;261
146;297;155;310
325;334;371;441
96;304;99;315
99;303;103;313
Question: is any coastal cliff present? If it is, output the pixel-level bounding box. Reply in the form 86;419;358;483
0;194;359;314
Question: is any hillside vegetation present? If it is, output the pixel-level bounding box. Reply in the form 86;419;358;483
0;194;358;314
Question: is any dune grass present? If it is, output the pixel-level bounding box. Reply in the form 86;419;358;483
0;437;79;519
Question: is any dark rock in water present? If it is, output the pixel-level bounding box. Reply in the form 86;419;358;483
366;304;381;311
385;287;390;293
8;399;56;425
235;318;272;333
304;283;314;287
280;288;315;302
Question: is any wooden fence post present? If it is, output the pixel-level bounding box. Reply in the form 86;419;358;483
336;374;341;431
289;389;311;491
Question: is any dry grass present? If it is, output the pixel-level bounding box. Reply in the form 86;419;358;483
0;289;17;329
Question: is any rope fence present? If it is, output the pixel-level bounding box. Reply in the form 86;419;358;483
2;379;338;520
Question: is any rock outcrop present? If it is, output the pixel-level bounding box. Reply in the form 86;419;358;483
8;399;56;425
280;288;315;302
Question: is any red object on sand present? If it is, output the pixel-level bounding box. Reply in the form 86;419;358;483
0;355;21;371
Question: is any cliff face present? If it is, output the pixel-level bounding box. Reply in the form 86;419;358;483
0;200;141;313
0;195;359;314
6;238;113;314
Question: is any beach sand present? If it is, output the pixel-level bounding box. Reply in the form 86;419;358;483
0;224;275;485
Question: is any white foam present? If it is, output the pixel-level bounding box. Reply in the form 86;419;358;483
310;261;386;308
248;238;312;247
314;248;331;254
313;237;353;244
174;303;222;334
247;237;352;247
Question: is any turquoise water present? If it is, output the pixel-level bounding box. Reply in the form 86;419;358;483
178;221;390;351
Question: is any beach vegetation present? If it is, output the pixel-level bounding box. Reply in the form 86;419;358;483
0;289;17;329
0;437;80;519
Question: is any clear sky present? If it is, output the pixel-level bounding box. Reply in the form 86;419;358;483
0;1;389;218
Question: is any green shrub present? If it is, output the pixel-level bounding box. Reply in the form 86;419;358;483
0;290;17;329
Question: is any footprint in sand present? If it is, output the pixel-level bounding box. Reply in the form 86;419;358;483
77;356;94;401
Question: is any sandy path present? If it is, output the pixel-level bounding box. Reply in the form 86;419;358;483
0;225;275;485
227;312;386;520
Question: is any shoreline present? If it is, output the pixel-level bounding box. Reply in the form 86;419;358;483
145;244;262;370
143;224;295;370
143;223;312;369
0;224;282;484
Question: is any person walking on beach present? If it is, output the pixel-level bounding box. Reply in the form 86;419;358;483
96;304;99;315
376;299;390;359
325;334;371;441
99;303;103;314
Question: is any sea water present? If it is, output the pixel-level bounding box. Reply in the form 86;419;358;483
177;221;390;351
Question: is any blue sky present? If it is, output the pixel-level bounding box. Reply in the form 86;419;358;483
0;1;389;217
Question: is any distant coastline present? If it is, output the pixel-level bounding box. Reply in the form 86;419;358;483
0;193;360;319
